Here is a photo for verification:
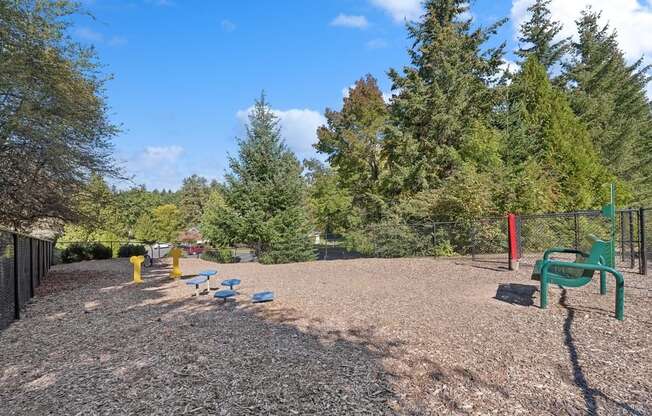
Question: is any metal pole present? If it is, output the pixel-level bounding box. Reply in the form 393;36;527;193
29;239;34;298
470;223;476;260
13;234;19;320
574;213;580;250
639;208;647;275
620;211;625;262
628;209;635;269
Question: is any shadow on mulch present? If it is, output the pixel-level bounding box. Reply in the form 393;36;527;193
559;290;647;416
12;263;525;415
494;283;537;307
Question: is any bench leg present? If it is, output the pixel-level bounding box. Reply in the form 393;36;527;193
600;270;607;295
540;276;548;309
195;285;199;297
615;273;624;321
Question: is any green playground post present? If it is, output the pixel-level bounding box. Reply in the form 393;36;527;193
601;183;617;268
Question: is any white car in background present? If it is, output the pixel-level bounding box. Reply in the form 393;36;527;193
152;243;171;249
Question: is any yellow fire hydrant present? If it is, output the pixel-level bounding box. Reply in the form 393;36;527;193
130;255;144;284
170;247;182;279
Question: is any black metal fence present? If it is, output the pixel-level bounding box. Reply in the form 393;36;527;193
315;208;650;275
315;218;508;262
0;229;53;330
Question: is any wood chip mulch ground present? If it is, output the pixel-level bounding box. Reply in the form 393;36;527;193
0;256;650;415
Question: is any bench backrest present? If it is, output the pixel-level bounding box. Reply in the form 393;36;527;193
576;239;610;278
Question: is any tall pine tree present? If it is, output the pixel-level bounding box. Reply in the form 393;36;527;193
516;0;570;70
562;8;652;202
383;0;506;197
503;56;605;211
203;94;314;263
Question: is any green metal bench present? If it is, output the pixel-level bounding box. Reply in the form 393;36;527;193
531;238;624;320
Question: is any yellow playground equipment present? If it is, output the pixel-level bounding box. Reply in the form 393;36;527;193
170;247;183;278
130;255;144;284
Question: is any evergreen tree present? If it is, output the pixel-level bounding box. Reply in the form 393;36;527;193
315;75;388;221
178;174;210;227
383;0;506;196
562;8;652;202
502;56;605;210
515;0;570;70
204;94;314;263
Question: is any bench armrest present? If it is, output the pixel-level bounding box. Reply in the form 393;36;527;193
543;247;589;260
541;260;623;282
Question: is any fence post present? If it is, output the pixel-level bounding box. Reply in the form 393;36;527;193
432;222;437;247
29;239;34;298
574;213;580;250
470;222;477;260
13;233;20;321
620;211;625;262
628;209;635;269
508;214;520;271
640;208;647;275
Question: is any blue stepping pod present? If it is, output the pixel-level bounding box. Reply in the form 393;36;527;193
221;278;241;290
252;291;274;303
214;289;236;302
186;276;209;297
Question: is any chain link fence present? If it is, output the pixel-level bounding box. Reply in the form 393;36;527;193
0;229;53;330
315;218;508;263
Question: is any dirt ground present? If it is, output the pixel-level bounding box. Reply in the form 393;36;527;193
0;256;650;415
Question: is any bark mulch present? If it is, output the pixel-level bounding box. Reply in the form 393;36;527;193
0;257;650;415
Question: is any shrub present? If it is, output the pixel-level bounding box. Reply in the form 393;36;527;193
61;243;90;263
433;240;456;257
88;243;112;260
343;230;374;256
118;244;147;258
60;242;112;263
201;248;236;264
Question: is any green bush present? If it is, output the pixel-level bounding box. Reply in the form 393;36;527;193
61;243;90;263
118;244;147;258
433;240;456;257
88;242;112;260
60;242;112;263
201;248;236;264
343;230;374;256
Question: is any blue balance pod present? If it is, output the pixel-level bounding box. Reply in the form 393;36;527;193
220;278;241;290
251;291;274;303
214;289;236;301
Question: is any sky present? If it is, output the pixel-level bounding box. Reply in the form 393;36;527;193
73;0;652;191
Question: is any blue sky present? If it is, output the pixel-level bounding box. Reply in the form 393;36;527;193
74;0;652;190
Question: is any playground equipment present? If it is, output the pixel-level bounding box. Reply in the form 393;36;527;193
251;291;274;303
532;184;624;320
130;255;144;284
198;270;217;288
221;278;241;290
214;289;236;302
169;247;183;278
185;275;210;297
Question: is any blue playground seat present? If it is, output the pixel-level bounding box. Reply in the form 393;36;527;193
221;278;241;290
251;291;274;303
214;289;236;302
185;276;209;297
198;270;218;288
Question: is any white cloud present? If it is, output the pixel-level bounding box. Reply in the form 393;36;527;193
511;0;652;62
236;107;326;158
370;0;422;22
330;14;369;28
75;27;104;43
366;38;388;49
121;145;186;190
221;19;236;32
